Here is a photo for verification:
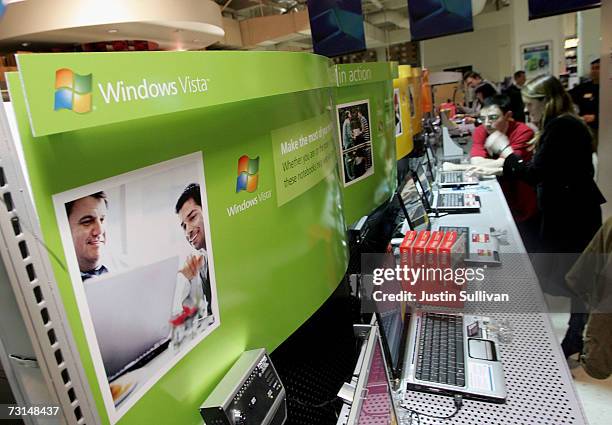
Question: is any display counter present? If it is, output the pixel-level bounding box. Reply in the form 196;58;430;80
392;170;587;423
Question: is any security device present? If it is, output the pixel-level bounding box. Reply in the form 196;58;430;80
200;349;286;425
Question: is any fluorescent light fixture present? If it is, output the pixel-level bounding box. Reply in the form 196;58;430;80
565;38;579;49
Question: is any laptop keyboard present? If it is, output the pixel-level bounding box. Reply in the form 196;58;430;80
439;193;464;207
415;313;466;387
442;172;462;184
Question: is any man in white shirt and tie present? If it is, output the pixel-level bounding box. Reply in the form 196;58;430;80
175;183;213;317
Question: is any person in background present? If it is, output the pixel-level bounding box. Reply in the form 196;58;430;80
66;192;110;281
486;75;605;358
462;71;498;119
469;95;538;252
570;58;600;147
565;217;612;379
342;110;353;149
357;110;370;142
474;83;498;108
503;70;526;122
175;183;212;316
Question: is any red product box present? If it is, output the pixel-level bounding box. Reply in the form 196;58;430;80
437;231;468;308
399;231;418;268
425;231;444;267
411;230;431;268
410;231;431;296
439;231;466;266
422;231;444;297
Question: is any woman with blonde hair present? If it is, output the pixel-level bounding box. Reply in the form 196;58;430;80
487;74;606;358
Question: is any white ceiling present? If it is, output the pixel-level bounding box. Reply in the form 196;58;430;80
0;0;225;50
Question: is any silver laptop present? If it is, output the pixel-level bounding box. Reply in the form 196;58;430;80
340;324;400;425
438;170;479;187
438;225;502;266
402;309;507;403
413;164;480;213
84;256;179;380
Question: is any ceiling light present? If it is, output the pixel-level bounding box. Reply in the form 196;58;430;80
564;38;579;49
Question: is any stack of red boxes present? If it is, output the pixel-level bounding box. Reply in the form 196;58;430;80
399;230;466;308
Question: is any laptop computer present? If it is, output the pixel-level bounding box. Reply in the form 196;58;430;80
422;139;438;182
84;256;179;381
371;276;507;403
401;307;507;403
413;164;480;214
438;225;502;266
395;177;430;232
438;170;479;187
341;324;401;425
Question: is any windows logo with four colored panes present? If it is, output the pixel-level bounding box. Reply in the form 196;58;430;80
236;155;259;193
54;68;93;113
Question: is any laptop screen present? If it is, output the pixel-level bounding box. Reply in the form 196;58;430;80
413;163;433;207
348;326;400;425
397;177;429;231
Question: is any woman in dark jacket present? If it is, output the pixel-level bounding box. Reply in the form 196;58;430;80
486;75;606;358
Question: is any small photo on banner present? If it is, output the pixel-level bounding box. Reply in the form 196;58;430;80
336;100;375;186
407;0;473;41
394;88;403;137
307;0;366;57
528;0;600;20
52;152;219;424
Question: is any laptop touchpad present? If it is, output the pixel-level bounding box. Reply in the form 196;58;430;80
468;339;497;361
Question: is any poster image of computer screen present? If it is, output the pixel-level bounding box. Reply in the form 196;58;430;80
408;203;429;231
394;88;403;137
400;178;419;204
407;0;474;41
52;153;220;420
415;164;432;195
528;0;600;20
307;0;366;57
355;333;400;425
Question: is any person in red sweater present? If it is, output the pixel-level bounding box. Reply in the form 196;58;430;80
470;95;540;252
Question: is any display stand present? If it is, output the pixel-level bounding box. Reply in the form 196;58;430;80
3;51;350;425
393;65;414;159
0;103;98;424
392;152;588;424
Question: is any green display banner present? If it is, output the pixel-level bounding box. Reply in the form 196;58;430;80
7;51;348;425
271;113;336;206
332;63;398;225
16;51;331;137
332;62;395;88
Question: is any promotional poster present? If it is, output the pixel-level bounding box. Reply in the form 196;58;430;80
8;51;348;425
332;62;398;225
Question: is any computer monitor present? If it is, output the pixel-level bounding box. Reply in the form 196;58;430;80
374;297;409;385
413;162;439;215
407;0;474;41
528;0;600;20
346;325;400;425
307;0;366;57
395;176;429;232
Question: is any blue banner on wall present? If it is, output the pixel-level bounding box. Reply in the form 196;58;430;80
407;0;473;42
529;0;601;20
307;0;366;57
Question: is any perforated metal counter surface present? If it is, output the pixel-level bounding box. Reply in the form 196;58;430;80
394;178;588;425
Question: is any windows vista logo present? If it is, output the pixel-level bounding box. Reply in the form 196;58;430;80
97;76;209;104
